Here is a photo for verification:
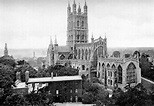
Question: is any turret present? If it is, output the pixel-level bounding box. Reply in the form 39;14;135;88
72;0;76;14
54;35;58;47
67;1;71;15
84;1;87;14
78;3;81;14
4;43;8;56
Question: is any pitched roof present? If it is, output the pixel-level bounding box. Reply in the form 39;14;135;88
28;75;82;83
57;46;70;53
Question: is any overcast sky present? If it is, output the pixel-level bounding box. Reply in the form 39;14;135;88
0;0;154;49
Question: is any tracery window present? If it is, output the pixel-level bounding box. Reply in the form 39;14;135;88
126;62;136;84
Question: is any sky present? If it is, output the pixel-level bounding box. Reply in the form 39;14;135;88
0;0;154;49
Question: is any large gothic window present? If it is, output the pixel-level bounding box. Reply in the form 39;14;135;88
118;65;122;84
85;49;88;60
78;49;80;59
126;62;136;84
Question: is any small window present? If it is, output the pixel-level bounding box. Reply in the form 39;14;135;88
70;89;72;93
56;90;59;95
75;89;78;93
82;65;85;70
70;96;73;101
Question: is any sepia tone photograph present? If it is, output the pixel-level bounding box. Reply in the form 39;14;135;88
0;0;154;105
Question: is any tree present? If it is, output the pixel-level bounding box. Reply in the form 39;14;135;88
0;64;15;105
112;83;154;106
0;56;16;68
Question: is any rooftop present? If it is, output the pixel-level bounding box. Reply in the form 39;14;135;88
28;75;82;83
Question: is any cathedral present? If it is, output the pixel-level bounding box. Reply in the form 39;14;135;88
47;1;107;75
47;1;141;90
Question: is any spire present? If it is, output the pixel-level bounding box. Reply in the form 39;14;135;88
91;33;94;42
4;43;8;56
85;0;87;6
105;33;107;39
73;0;75;4
68;1;70;7
50;36;53;45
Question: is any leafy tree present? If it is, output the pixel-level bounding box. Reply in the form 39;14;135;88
112;83;154;106
0;56;16;68
5;94;25;106
0;64;15;105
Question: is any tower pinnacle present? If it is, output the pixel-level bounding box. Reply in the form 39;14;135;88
78;3;81;14
50;36;53;45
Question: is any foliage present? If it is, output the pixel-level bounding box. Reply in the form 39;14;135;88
111;83;154;106
0;64;15;105
0;56;16;68
82;78;109;105
36;65;79;78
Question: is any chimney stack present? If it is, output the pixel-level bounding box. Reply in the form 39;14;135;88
51;72;53;79
25;71;29;83
16;71;21;81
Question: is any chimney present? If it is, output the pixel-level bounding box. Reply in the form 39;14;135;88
51;72;53;79
16;72;21;81
25;71;29;83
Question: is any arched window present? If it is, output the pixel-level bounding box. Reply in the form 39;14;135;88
77;35;80;40
112;64;116;69
78;49;80;59
126;62;136;84
82;21;84;27
98;62;101;70
85;49;88;60
82;35;84;40
77;21;79;27
118;65;122;84
89;49;91;60
102;63;105;78
82;65;85;70
107;63;110;68
82;49;84;60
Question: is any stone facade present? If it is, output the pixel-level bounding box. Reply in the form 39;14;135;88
97;55;141;90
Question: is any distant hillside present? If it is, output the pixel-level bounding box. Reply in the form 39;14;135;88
0;47;154;59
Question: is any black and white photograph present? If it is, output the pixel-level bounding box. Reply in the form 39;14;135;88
0;0;154;106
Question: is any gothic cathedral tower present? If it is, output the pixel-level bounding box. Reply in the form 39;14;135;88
67;1;88;50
